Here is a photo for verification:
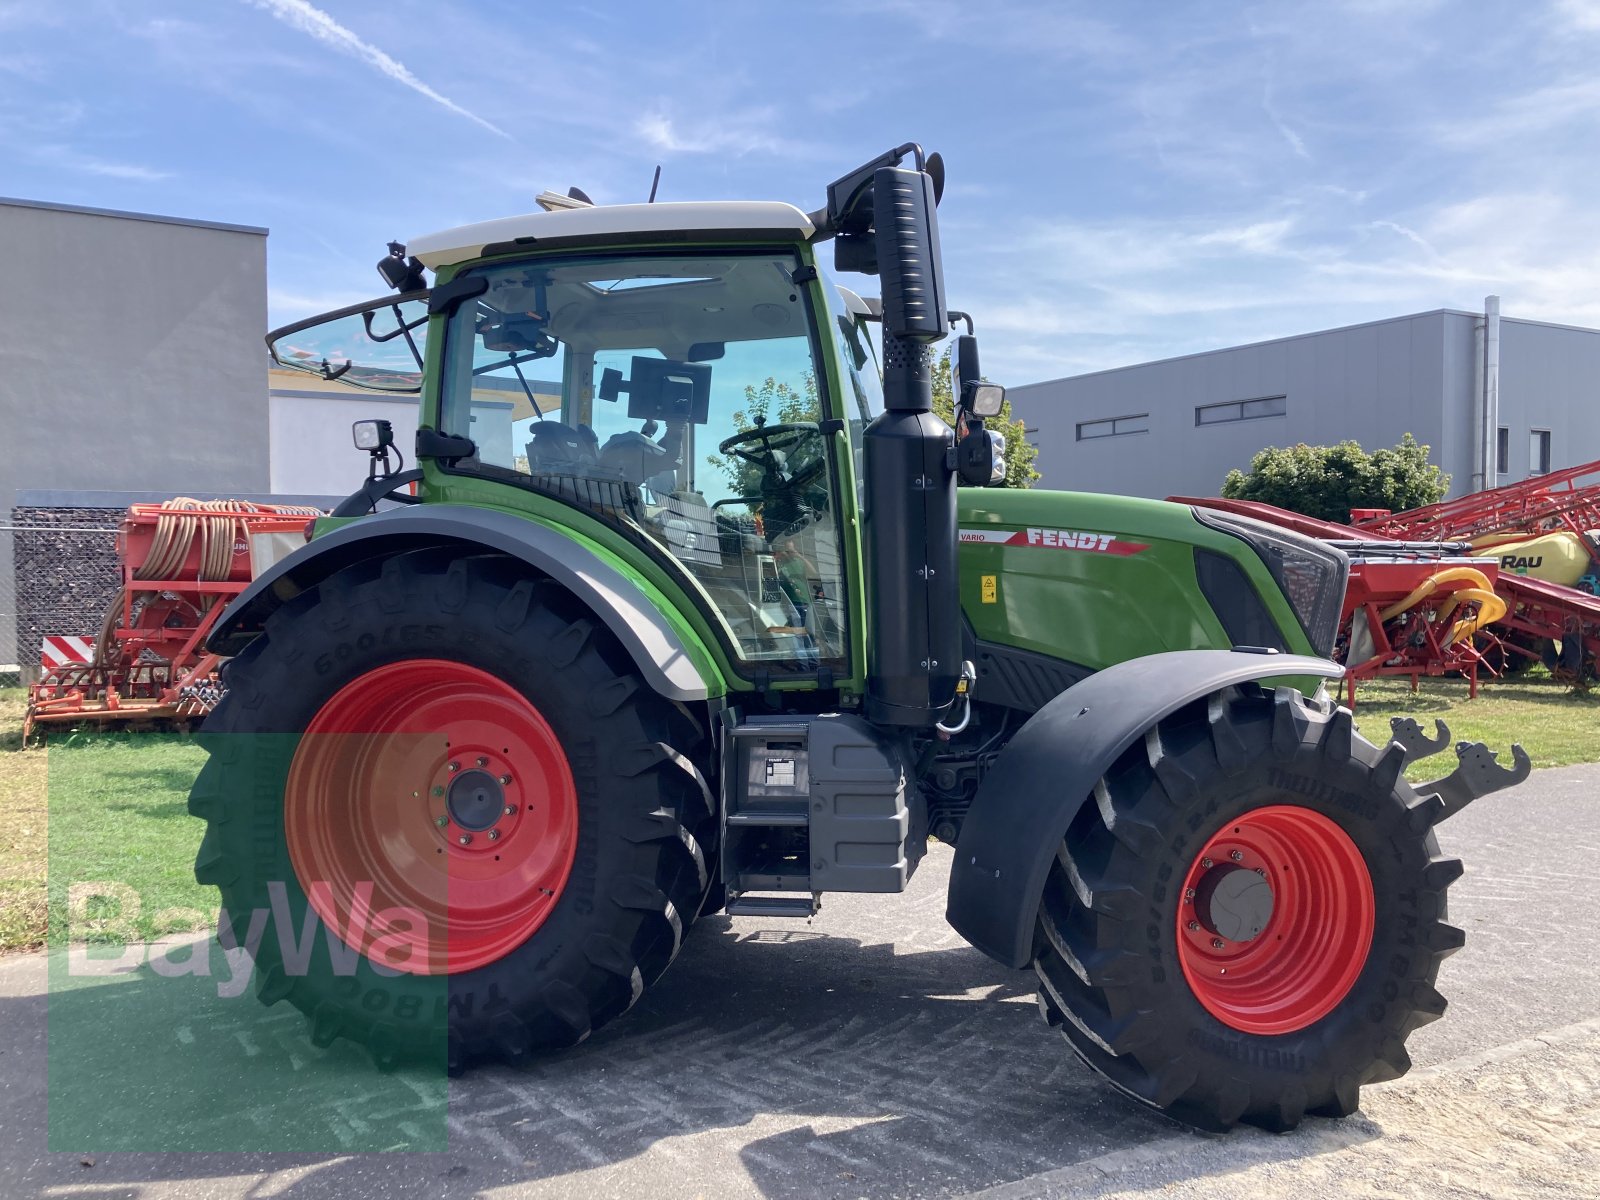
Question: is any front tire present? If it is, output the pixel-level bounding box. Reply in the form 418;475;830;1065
189;549;714;1071
1034;684;1463;1131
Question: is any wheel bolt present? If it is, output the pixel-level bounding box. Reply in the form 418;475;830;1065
457;833;472;846
1184;888;1195;901
432;786;444;797
1255;867;1266;876
487;829;500;841
1187;920;1200;931
1211;937;1225;949
503;804;516;816
448;761;460;773
1201;857;1214;869
1230;849;1243;862
476;756;488;768
499;775;512;785
435;816;447;827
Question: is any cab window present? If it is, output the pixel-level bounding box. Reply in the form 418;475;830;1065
437;251;848;673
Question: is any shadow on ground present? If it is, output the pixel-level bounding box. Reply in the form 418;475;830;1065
3;907;1259;1200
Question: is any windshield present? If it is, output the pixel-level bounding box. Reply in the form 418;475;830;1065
437;249;849;673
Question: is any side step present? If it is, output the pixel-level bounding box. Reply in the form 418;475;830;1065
725;896;817;918
721;717;818;918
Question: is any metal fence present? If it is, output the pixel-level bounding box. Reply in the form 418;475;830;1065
0;527;15;687
2;519;123;688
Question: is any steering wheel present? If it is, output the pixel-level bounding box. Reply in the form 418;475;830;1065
717;422;827;489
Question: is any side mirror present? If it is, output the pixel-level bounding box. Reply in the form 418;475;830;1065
956;426;1007;486
962;381;1005;418
872;166;947;342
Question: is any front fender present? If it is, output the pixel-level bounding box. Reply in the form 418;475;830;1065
946;649;1342;968
207;505;718;702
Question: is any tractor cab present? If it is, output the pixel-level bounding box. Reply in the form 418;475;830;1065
268;208;897;680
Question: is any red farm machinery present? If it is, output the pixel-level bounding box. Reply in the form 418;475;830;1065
24;499;321;739
1173;456;1600;701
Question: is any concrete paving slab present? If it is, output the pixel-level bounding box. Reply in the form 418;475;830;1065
1;762;1596;1199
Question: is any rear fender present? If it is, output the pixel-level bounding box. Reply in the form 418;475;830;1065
208;504;717;702
945;649;1342;968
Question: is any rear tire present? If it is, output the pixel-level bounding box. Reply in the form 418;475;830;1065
1034;684;1463;1131
189;549;715;1072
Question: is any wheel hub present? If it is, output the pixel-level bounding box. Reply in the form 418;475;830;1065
447;768;506;832
1194;864;1274;943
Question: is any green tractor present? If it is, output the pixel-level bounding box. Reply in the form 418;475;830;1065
192;146;1526;1131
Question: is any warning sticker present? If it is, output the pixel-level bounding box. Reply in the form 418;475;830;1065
959;527;1150;556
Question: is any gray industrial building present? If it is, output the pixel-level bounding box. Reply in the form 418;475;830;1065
0;197;272;675
1009;304;1600;503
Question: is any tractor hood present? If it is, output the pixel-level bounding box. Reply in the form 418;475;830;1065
956;487;1342;671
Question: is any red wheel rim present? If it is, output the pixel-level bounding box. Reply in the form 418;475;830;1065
1177;805;1375;1035
285;659;577;975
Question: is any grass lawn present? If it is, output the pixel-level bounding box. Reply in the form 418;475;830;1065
0;668;1595;955
1349;670;1600;778
0;688;210;954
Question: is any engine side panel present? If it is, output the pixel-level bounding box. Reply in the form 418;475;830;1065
957;489;1318;672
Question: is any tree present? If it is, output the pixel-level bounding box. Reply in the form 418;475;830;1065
704;373;820;494
930;348;1040;488
1220;434;1449;522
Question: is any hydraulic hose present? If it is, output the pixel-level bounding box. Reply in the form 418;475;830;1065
1436;588;1508;646
1376;567;1494;622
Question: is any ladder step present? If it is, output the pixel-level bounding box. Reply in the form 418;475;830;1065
729;723;809;739
726;896;816;918
726;810;809;827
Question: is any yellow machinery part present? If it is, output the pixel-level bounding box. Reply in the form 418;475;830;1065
1470;530;1593;587
1376;567;1494;623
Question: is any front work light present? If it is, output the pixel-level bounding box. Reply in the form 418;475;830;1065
353;419;394;452
964;381;1006;418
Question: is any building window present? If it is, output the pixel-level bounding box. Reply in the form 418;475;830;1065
1196;395;1286;426
1530;429;1551;475
1496;426;1509;475
1077;413;1149;440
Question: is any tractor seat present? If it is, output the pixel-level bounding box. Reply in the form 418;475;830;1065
524;421;599;474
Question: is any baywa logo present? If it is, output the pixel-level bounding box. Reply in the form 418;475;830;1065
66;880;433;996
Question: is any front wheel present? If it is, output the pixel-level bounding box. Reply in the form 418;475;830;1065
189;549;714;1071
1034;684;1463;1131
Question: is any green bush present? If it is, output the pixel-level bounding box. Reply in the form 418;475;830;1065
1221;434;1448;523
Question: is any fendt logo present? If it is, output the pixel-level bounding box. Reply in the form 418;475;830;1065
959;527;1151;556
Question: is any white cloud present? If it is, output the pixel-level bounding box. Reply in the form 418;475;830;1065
635;111;791;157
1552;0;1600;31
36;145;171;181
242;0;507;138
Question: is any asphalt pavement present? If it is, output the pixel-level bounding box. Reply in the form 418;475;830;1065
2;762;1598;1199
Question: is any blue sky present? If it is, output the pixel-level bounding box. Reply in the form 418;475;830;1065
3;0;1598;383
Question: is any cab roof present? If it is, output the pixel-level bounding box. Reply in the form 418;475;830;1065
408;201;816;269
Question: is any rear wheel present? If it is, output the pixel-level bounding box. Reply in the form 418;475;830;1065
1034;684;1463;1131
189;549;714;1071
